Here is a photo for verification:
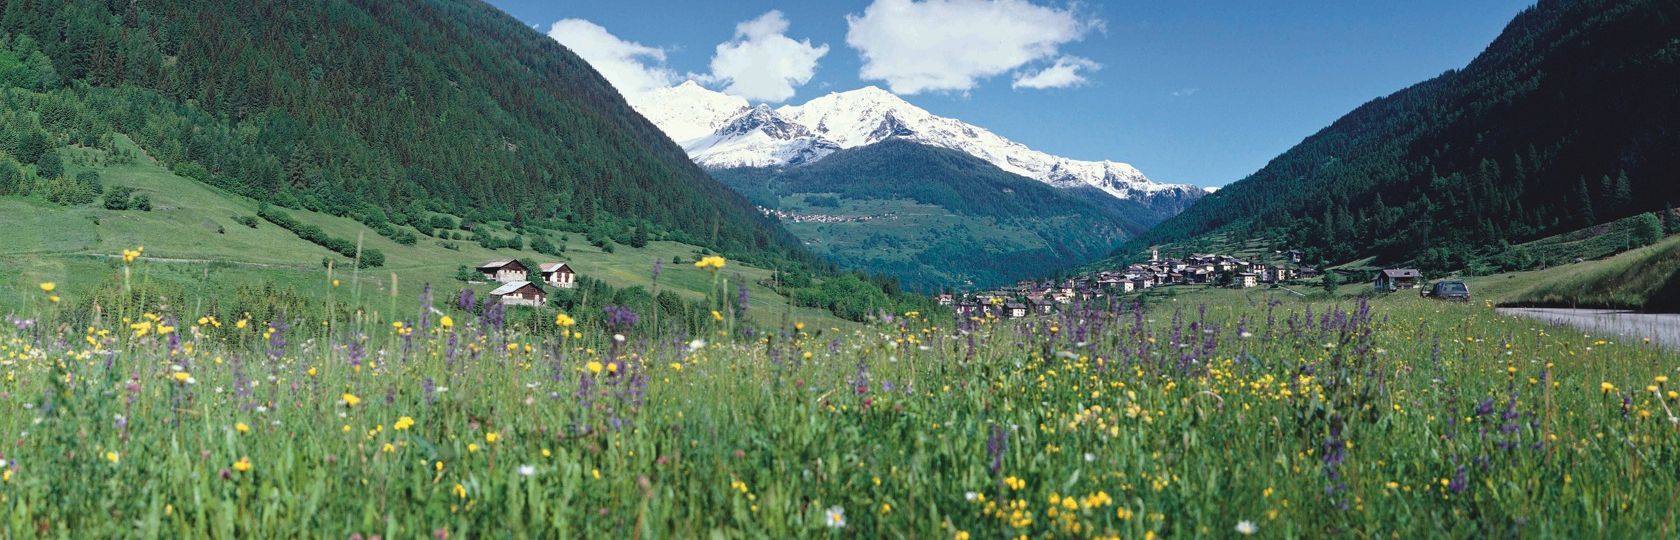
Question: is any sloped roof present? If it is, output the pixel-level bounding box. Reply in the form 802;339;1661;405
539;262;573;273
477;260;526;271
1380;269;1423;279
489;281;540;296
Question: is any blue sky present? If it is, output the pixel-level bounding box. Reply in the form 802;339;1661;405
486;1;1534;188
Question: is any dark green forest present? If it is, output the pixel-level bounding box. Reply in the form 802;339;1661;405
1128;0;1680;272
716;140;1153;290
0;0;808;267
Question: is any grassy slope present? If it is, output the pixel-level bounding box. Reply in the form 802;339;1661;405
1482;234;1680;311
0;135;847;328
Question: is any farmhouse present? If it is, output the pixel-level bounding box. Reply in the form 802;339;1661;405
1236;273;1258;289
489;281;547;307
476;260;530;283
538;262;577;289
1374;268;1423;291
1003;302;1029;319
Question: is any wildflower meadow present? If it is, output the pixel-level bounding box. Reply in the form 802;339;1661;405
2;253;1676;538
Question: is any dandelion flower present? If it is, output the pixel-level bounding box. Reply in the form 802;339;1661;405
485;432;500;444
39;282;55;293
394;416;416;430
440;316;454;330
824;506;846;528
467;443;480;453
232;457;252;472
235;422;250;434
105;451;120;463
555;313;576;327
342;393;362;407
586;361;604;375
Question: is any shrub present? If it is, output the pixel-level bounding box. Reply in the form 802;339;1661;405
103;185;134;210
133;193;152;211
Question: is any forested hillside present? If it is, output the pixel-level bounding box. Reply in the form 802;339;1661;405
1128;0;1680;271
716;140;1150;290
0;0;805;265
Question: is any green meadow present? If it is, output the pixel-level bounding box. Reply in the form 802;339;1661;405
1;260;1676;537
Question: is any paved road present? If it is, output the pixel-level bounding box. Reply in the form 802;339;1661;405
1497;308;1680;351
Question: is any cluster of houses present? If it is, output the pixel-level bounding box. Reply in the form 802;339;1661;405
941;248;1319;318
476;259;577;307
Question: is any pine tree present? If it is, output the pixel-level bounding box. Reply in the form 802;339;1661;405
1575;177;1596;226
630;224;649;249
1612;171;1633;215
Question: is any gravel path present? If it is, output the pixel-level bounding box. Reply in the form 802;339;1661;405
1497;308;1680;351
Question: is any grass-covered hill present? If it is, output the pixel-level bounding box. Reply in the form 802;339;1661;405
0;0;804;265
1123;0;1680;271
714;140;1157;291
0;134;859;329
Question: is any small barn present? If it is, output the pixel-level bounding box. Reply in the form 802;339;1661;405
1374;269;1423;291
539;262;577;289
489;281;546;307
476;260;530;283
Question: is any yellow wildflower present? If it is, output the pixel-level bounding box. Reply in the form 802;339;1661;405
342;393;362;407
556;313;576;327
235;422;250;434
39;282;55;293
232;457;252;472
394;416;416;430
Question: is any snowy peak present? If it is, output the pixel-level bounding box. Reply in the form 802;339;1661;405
631;82;1203;210
716;105;816;141
681;104;839;169
638;81;748;144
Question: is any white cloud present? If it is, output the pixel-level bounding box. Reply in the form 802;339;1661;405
547;19;677;105
706;11;830;103
845;0;1103;95
1171;87;1200;97
1012;56;1101;89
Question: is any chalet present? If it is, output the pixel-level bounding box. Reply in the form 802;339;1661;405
955;302;980;317
538;262;577;289
936;294;955;306
1374;269;1423;291
1028;298;1054;315
1003;302;1029;319
1236;273;1259;289
476;260;530;284
489;281;547;307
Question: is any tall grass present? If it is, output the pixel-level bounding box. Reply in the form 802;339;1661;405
1513;236;1680;311
1;257;1676;538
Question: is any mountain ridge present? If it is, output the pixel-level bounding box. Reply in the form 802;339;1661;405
637;81;1204;215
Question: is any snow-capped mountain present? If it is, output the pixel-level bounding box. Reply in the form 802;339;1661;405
634;81;1203;207
682;105;839;168
638;81;749;144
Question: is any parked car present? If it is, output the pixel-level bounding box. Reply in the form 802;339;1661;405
1422;280;1471;302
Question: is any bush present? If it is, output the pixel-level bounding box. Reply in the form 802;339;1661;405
233;215;259;228
35;150;63;180
133;193;152;211
103;185;135;210
76;171;101;193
